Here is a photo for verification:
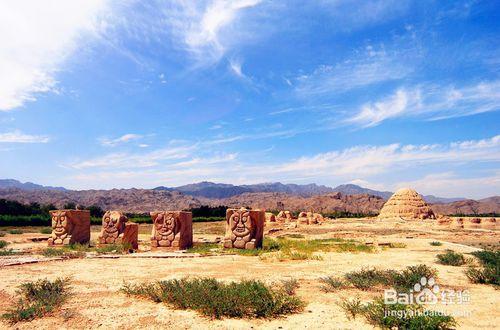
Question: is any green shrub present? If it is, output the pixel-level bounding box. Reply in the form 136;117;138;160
0;215;50;227
338;297;363;320
193;217;225;222
466;250;499;286
0;249;20;256
471;250;500;267
391;264;437;293
334;264;437;293
39;227;52;234
0;240;8;248
430;241;442;246
436;250;466;266
344;268;396;290
2;278;70;323
361;297;456;329
8;229;23;234
319;276;346;292
122;278;304;319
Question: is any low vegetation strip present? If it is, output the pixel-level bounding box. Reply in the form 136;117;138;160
436;250;467;266
187;237;373;261
2;278;70;323
121;278;304;319
339;297;456;329
320;264;437;292
466;250;499;286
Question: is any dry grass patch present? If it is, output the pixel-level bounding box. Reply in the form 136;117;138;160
121;278;304;319
2;278;70;323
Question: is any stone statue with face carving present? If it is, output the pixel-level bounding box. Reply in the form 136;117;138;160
98;211;127;244
224;208;264;249
150;211;192;250
48;210;90;246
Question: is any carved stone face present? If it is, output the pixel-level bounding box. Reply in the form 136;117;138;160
102;211;124;236
51;211;72;238
154;213;176;238
230;210;252;238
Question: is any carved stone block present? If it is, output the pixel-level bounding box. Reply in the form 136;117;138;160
224;208;264;249
98;211;138;250
150;211;193;250
48;210;90;246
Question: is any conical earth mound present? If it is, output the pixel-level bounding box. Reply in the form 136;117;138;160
378;188;435;220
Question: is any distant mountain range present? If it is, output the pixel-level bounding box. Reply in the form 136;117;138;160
0;179;67;191
0;179;496;215
154;181;464;203
0;179;466;203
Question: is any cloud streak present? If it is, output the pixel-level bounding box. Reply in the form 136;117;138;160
99;133;143;147
348;80;500;127
0;131;50;143
0;0;109;111
64;135;500;197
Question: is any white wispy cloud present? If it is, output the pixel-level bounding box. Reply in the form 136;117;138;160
295;45;413;97
64;135;500;197
163;0;262;65
0;130;50;143
348;80;500;127
68;144;197;169
0;0;109;111
99;133;143;147
229;58;245;77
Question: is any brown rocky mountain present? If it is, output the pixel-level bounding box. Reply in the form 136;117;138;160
431;197;500;215
215;192;385;214
0;187;497;215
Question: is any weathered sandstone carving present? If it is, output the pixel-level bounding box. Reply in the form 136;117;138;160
224;208;264;249
48;210;90;246
276;210;294;222
297;211;324;225
150;211;193;249
98;211;138;250
378;188;435;220
265;212;276;222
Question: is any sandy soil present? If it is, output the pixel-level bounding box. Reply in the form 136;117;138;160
0;219;499;329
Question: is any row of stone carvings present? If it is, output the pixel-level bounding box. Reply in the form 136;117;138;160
47;208;266;250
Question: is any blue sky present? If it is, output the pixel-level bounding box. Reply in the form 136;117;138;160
0;0;499;198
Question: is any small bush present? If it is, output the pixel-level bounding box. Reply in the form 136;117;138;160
122;278;304;319
391;264;437;293
319;276;346;292
430;241;442;246
8;229;23;235
338;297;363;320
281;279;299;295
0;240;8;248
330;265;438;293
0;249;20;256
344;268;396;290
2;278;70;323
436;250;466;266
466;250;499;286
361;297;456;329
39;227;52;234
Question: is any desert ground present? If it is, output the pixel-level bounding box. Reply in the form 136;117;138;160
0;218;499;329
